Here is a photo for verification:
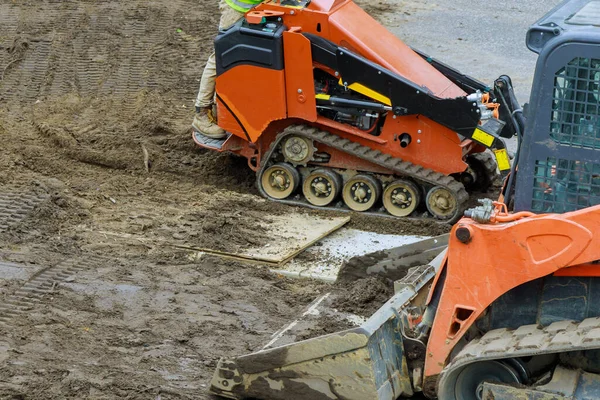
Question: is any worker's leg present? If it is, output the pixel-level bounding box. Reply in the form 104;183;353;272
195;2;245;109
193;2;245;138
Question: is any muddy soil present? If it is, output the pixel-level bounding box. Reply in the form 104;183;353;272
294;315;357;342
0;253;329;399
333;275;395;317
292;272;410;343
0;0;498;398
0;1;332;398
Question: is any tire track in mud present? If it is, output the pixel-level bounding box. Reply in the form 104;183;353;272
19;40;52;103
46;2;84;97
0;255;107;327
1;1;183;104
75;5;114;98
0;4;19;38
0;2;78;103
147;40;180;93
0;191;49;233
113;19;147;99
0;3;20;78
104;4;171;104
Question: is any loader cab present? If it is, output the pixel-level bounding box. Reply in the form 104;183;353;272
514;0;600;213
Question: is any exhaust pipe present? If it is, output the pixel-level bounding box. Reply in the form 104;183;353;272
400;133;412;148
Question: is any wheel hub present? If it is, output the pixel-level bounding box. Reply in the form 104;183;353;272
272;171;289;190
453;360;523;400
435;195;450;210
312;178;331;196
391;189;411;206
291;143;303;154
352;183;371;203
282;136;314;165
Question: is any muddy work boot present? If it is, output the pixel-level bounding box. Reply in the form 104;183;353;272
192;106;226;139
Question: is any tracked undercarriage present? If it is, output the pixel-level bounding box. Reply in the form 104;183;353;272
439;318;600;399
256;125;499;223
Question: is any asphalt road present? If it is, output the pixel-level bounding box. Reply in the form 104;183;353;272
381;0;563;103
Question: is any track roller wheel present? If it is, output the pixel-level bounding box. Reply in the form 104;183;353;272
426;186;459;220
342;174;382;212
261;163;300;200
450;360;524;400
383;180;421;217
303;169;342;207
282;136;315;166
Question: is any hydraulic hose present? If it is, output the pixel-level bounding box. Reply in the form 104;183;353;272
495;76;525;209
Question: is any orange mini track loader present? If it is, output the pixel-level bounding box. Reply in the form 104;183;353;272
209;0;600;398
193;0;519;222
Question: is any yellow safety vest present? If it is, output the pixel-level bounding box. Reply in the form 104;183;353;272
225;0;263;13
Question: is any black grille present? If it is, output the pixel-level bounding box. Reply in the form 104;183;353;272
532;157;600;212
550;57;600;148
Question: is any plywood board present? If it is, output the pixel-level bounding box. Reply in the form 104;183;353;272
92;214;351;267
183;214;351;266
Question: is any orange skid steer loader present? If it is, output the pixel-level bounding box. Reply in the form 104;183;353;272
193;0;519;223
209;0;600;398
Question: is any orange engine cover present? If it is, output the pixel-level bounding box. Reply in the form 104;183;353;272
214;0;473;176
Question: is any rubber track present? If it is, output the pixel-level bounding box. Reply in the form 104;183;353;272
438;317;600;395
472;152;499;179
0;255;107;327
470;151;500;187
0;191;49;233
257;125;469;222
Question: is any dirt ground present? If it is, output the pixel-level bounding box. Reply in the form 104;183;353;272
0;0;519;398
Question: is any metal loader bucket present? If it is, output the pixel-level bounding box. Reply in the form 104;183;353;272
210;239;447;400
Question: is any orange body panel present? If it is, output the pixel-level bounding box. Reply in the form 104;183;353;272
216;97;246;139
311;115;467;175
424;206;600;381
215;65;287;142
211;0;476;178
379;115;467;174
283;31;317;121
